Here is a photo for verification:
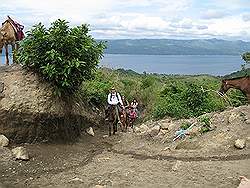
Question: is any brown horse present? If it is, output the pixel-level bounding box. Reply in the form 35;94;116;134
219;76;250;102
106;105;127;136
0;16;24;65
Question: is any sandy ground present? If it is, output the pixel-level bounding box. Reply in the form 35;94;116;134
0;106;250;188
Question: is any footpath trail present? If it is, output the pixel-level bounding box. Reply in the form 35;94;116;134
0;105;250;188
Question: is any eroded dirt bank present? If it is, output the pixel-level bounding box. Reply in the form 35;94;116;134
0;106;250;188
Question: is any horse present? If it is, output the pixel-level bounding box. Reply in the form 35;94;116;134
106;105;127;136
0;16;24;65
219;76;250;103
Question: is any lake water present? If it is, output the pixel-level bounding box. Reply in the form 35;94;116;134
1;53;244;76
100;54;243;76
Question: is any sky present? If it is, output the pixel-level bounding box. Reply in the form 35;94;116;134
1;0;250;40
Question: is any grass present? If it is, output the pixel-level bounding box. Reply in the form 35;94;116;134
80;68;248;121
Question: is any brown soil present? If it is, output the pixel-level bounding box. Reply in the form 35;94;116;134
0;106;250;188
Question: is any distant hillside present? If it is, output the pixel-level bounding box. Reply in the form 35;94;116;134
103;38;250;55
223;68;250;79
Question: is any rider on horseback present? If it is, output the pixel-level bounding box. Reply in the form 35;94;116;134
105;87;124;122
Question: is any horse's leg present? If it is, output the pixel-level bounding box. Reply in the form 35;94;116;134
5;44;9;65
113;119;118;135
109;122;111;136
11;43;16;64
0;49;2;65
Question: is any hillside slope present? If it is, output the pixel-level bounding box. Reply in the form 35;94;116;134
104;38;250;55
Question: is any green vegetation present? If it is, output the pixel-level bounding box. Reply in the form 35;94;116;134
180;122;192;130
81;68;248;120
17;19;106;95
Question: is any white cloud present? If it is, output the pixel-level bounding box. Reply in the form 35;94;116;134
0;0;249;40
201;10;228;19
242;13;250;22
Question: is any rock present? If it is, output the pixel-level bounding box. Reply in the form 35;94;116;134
245;119;250;124
0;147;13;162
0;81;4;93
228;112;240;123
234;139;246;149
70;177;84;182
94;185;106;188
160;122;175;131
0;135;9;147
238;176;250;188
187;126;200;136
172;160;182;171
12;147;29;160
138;124;149;134
147;125;160;137
86;127;95;136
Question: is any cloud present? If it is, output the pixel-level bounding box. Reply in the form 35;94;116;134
242;13;250;22
201;10;228;19
0;0;250;40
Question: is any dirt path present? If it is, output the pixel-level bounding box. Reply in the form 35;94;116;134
0;126;249;188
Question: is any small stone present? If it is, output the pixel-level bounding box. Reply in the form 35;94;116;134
12;147;29;160
0;135;9;147
137;124;149;134
86;127;95;136
147;125;160;137
228;112;239;123
94;185;106;188
172;160;182;171
70;177;84;182
245;119;250;124
234;139;246;149
0;81;4;93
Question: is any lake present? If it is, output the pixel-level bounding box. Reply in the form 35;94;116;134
1;53;243;76
100;54;243;76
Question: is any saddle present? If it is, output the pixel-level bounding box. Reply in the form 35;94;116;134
6;16;24;41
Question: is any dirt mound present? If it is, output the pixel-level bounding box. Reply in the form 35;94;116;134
0;65;102;143
112;105;250;159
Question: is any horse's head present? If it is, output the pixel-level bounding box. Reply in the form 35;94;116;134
219;80;230;95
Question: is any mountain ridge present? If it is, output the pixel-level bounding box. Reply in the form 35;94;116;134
102;38;250;55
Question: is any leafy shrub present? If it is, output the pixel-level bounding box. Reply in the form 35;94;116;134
199;115;212;134
17;19;106;96
180;122;192;130
199;115;211;126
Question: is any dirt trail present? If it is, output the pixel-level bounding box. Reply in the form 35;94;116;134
0;106;250;188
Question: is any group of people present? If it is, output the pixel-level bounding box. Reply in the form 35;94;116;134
105;87;138;124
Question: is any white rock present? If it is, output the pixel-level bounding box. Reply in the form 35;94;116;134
228;112;239;123
70;177;84;182
138;124;149;134
86;127;95;136
245;119;250;124
172;160;182;171
234;139;246;149
94;185;106;188
161;122;175;131
12;147;29;160
0;135;9;147
147;125;160;137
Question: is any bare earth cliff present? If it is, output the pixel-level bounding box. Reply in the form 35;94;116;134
0;65;99;143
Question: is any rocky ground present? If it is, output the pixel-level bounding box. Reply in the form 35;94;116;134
0;105;249;188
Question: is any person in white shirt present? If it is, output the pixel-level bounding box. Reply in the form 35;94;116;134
105;87;124;122
107;87;124;106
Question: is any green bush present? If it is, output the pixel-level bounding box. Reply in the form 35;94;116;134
180;122;192;130
17;19;106;96
199;115;212;134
